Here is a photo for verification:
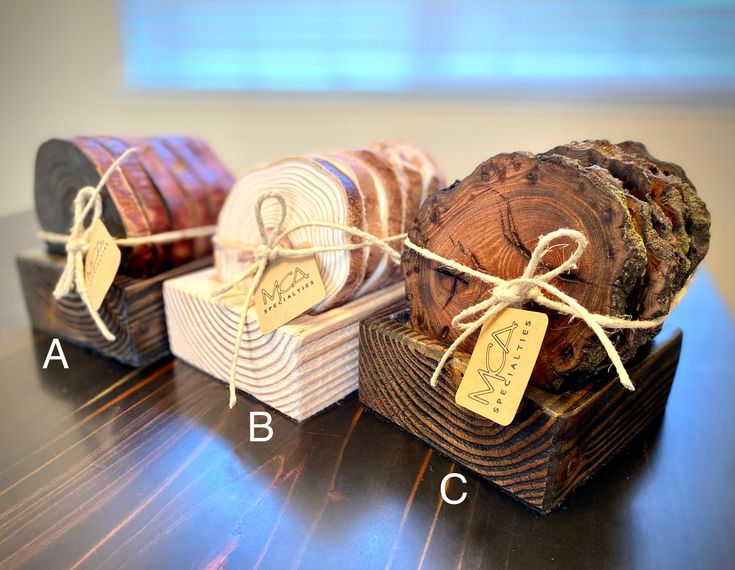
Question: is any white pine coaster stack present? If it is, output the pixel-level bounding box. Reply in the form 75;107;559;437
164;268;404;421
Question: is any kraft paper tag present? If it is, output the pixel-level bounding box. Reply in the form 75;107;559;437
84;219;121;311
455;307;548;426
254;245;326;334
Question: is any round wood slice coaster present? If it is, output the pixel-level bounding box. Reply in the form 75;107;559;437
404;152;647;391
579;164;676;359
215;156;368;313
35;138;127;254
145;138;212;258
347;149;405;282
321;152;387;297
35;137;160;275
184;137;235;215
544;140;691;271
155;137;216;221
96;137;172;270
617;140;711;272
541;143;695;359
73;138;163;275
382;141;446;203
121;137;197;266
370;142;423;232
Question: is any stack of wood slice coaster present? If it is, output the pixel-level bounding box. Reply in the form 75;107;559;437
35;136;234;276
166;142;445;420
404;140;710;392
18;135;235;366
359;139;708;512
215;142;445;311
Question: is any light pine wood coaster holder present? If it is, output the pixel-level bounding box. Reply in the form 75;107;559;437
358;310;682;513
16;250;211;367
163;269;404;422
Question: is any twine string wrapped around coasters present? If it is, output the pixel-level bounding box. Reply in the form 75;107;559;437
211;191;407;408
403;229;688;391
39;147;217;341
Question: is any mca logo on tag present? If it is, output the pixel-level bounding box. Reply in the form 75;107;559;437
456;308;547;426
253;244;326;334
467;322;518;405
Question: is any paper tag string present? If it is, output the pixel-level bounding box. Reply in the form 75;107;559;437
403;229;679;391
38;147;217;341
211;191;406;408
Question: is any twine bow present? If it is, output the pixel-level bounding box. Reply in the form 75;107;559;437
211;191;406;408
404;228;668;391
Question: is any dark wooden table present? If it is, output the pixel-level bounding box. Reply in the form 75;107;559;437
1;212;733;569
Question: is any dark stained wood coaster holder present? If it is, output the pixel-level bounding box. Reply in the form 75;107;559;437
358;309;682;513
16;249;211;367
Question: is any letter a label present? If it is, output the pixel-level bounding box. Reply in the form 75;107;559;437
43;338;69;369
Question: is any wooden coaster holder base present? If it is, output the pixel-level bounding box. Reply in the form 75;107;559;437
358;310;682;513
16;250;211;367
163;269;404;422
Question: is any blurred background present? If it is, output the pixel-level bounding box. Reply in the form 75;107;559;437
1;0;733;312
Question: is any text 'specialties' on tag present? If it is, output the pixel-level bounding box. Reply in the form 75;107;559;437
84;219;121;312
455;307;548;426
254;245;326;334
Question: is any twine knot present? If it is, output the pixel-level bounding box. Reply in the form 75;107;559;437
488;278;538;306
254;243;278;262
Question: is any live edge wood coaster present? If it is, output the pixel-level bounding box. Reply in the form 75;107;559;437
16;250;211;366
404;142;708;393
358;310;682;513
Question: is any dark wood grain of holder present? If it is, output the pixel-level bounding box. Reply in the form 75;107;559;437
16;250;211;367
358;309;682;513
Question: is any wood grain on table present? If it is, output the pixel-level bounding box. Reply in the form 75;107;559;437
0;212;733;569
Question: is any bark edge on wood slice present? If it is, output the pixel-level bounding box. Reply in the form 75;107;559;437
163;269;405;421
358;309;682;513
404;152;647;392
616;140;711;271
17;250;211;367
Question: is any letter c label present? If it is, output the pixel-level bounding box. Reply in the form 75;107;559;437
440;473;468;505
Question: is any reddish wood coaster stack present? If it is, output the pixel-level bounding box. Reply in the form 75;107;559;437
19;135;235;366
359;140;709;511
35;136;234;276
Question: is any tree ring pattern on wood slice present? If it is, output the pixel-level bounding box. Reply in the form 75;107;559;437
404;152;647;392
216;143;444;313
215;156;368;313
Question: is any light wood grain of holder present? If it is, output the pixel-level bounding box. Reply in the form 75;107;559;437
16;250;211;367
358;309;682;513
163;269;404;421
